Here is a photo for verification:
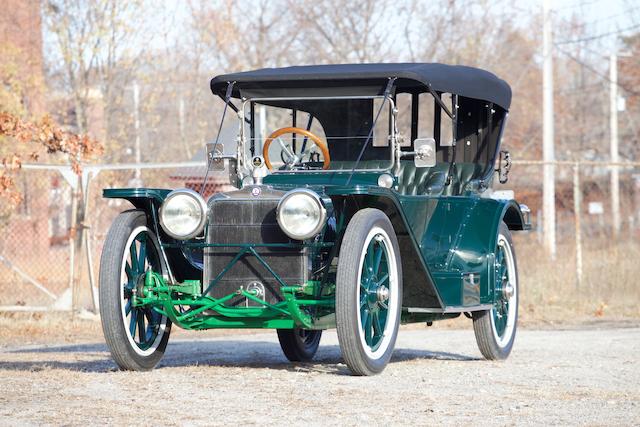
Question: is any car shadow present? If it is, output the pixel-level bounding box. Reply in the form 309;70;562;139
1;340;480;375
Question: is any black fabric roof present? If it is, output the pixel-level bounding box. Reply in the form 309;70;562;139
210;63;512;110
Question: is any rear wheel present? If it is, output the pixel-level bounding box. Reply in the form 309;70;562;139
336;209;403;376
99;210;171;371
277;328;322;362
472;222;518;360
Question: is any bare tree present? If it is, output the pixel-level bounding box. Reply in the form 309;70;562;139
188;0;299;71
43;0;148;140
289;0;397;63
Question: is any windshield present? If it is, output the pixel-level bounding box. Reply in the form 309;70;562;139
242;96;393;172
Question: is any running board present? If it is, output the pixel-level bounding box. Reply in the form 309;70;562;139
406;304;493;314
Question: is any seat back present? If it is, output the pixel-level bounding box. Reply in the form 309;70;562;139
303;160;482;196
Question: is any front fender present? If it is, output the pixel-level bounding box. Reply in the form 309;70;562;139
103;188;171;211
102;188;201;282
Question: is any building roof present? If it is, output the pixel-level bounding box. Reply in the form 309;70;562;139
169;144;231;182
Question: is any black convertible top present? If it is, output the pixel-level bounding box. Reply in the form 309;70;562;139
210;63;512;110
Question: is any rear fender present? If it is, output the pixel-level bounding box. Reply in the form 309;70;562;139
501;199;532;231
327;187;529;310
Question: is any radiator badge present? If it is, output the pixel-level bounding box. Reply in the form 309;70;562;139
251;187;261;197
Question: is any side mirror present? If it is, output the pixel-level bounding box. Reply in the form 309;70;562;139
207;142;240;187
413;138;436;168
496;150;511;184
207;143;226;171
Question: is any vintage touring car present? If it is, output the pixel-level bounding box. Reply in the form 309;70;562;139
99;63;530;375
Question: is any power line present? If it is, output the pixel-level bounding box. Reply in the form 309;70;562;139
554;0;598;12
554;81;603;95
580;6;640;27
554;44;640;96
555;23;640;44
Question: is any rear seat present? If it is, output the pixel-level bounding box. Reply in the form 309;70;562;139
326;160;481;196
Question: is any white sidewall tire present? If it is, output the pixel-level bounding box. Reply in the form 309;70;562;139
99;210;172;371
355;226;400;360
336;208;403;376
490;233;518;349
472;222;518;360
119;225;169;357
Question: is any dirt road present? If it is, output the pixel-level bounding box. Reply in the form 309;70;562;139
0;325;638;426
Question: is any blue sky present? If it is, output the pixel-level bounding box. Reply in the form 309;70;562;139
528;0;638;49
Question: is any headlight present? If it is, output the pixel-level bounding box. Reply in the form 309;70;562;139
159;189;207;239
277;189;326;240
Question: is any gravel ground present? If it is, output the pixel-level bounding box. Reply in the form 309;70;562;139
0;325;638;426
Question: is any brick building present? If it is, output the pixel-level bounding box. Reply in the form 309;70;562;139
0;0;44;114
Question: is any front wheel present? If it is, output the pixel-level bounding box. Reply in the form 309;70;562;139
99;210;171;371
336;209;403;376
472;222;518;360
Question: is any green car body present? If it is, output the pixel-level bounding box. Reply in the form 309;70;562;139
103;166;529;329
100;63;530;374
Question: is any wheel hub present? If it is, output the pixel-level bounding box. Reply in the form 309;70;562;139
135;273;146;298
502;282;514;299
376;285;389;303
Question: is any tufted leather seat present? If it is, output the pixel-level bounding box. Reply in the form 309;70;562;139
326;160;481;196
396;161;448;195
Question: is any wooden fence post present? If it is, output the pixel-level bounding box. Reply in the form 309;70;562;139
573;161;583;290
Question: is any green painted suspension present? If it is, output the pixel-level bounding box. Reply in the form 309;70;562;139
134;271;335;331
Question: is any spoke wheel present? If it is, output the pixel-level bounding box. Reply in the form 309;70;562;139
472;222;518;360
358;233;391;353
336;209;402;376
277;328;322;362
121;227;165;354
100;210;171;371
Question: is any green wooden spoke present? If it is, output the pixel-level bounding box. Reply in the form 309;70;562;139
130;243;139;273
358;233;391;351
137;312;146;342
138;241;147;273
372;311;383;338
366;240;375;271
125;262;133;281
376;273;389;287
121;230;164;350
492;243;511;338
373;245;383;274
130;309;138;337
364;312;373;345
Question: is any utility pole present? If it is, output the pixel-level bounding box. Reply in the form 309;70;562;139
543;0;556;259
609;53;621;237
133;81;141;183
178;96;192;158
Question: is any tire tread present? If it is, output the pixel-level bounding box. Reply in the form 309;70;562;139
472;222;518;360
336;208;402;376
99;210;170;371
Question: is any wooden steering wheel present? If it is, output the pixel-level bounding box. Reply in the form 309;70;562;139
262;127;330;170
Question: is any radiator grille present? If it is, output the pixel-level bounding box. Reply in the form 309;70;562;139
203;188;307;305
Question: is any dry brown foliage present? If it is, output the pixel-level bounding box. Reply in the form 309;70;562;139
0;111;103;206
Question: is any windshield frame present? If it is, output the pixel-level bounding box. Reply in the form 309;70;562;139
238;95;398;175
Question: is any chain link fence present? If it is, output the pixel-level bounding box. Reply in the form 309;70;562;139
509;160;640;319
1;161;638;318
0;167;72;309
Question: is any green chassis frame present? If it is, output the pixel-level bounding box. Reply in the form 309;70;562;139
139;241;337;330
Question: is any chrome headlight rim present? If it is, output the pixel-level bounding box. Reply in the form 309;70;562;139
159;188;208;240
276;189;326;241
